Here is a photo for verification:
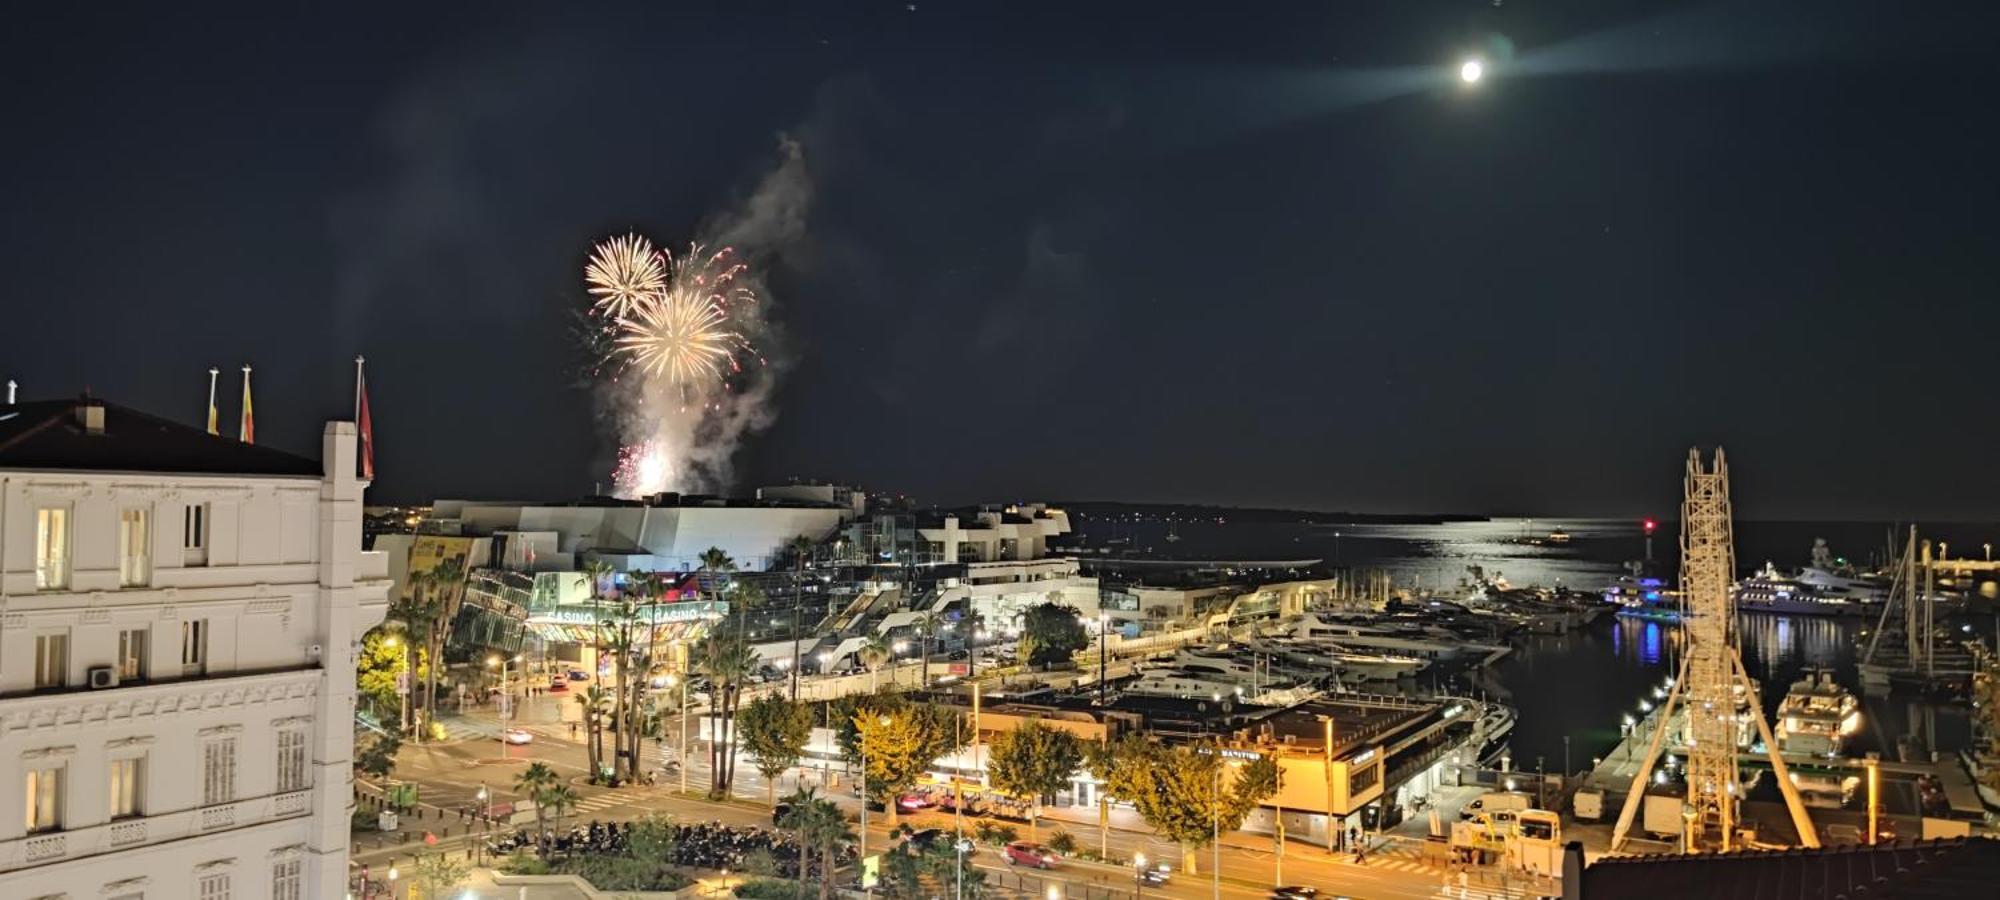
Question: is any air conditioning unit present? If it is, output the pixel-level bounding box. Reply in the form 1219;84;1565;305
87;666;119;689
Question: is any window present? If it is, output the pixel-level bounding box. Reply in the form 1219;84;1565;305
35;506;68;589
109;756;144;819
181;619;208;676
24;766;62;833
119;507;151;587
118;627;150;681
202;738;236;806
270;859;301;900
275;729;308;792
183;503;208;566
197;873;230;900
34;632;68;690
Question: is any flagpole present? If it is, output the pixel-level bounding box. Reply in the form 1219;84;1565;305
354;356;365;421
206;368;219;434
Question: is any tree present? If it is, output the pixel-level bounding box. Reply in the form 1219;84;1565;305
356;630;408;721
576;686;611;780
416;556;468;737
515;761;560;854
778;786;852;900
849;700;963;827
409;849;469;900
738;694;814;807
1097;737;1278;874
696;634;758;797
984;719;1084;837
354;730;401;780
1017;602;1087;668
858;636;892;691
538;783;579;833
786;534;817;699
381;591;441;739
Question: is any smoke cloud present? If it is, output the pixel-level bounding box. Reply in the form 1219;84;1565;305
603;136;813;496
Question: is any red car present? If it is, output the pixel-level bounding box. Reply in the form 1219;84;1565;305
1003;841;1058;869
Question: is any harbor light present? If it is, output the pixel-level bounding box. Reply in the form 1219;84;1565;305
1639;700;1652;713
1460;58;1484;84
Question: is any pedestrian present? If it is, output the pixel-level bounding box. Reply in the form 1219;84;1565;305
569;721;578;740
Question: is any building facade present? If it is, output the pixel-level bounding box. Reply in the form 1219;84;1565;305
0;400;388;899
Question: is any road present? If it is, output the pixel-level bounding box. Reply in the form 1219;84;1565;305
371;693;1535;900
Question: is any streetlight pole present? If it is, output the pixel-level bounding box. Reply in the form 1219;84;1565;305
1097;612;1109;705
475;784;489;866
1211;755;1222;900
1134;852;1147;900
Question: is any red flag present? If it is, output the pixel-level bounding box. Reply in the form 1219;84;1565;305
358;378;376;480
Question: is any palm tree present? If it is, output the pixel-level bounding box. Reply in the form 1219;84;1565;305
778;786;852;900
785;535;817;700
537;784;579;835
698;547;738;619
380;596;438;737
577;686;610;779
696;635;758;796
858;636;892;692
914;609;942;689
419;556;468;736
514;762;559;855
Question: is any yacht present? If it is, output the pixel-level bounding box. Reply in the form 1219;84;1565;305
1734;563;1872;617
1292;613;1467;661
1774;669;1860;757
1124;667;1315;706
1242;637;1429;682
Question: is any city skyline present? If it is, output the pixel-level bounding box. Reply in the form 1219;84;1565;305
6;1;1999;519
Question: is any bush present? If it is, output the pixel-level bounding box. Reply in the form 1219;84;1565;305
741;847;780;877
350;809;378;832
498;852;549;876
1047;830;1076;855
991;825;1018;846
735;878;804;899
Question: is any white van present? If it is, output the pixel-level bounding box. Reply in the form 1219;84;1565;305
1459;791;1533;820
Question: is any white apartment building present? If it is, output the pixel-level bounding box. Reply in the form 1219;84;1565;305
0;399;388;899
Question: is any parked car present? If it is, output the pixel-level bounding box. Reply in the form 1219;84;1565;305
1003;841;1058;869
566;669;589;682
1139;865;1171;885
502;728;534;745
1270;888;1320;900
896;793;935;812
772;802;793;827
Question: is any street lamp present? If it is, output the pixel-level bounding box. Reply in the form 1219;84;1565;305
1134;852;1148;900
474;784;490;865
385;635;410;737
665;673;689;794
1097;612;1110;705
487;654;520;760
386;865;398;898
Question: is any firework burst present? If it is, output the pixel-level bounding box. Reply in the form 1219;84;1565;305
584;233;668;319
603;244;758;398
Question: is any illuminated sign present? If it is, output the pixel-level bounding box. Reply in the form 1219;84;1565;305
1351;749;1377;765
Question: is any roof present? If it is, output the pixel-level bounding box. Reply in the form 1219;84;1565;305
1580;837;2000;899
0;398;321;478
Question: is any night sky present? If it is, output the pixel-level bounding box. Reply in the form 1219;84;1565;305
6;2;1997;519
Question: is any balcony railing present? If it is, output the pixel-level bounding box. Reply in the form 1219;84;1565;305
0;789;314;873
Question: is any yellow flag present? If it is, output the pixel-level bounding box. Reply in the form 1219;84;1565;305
239;366;255;444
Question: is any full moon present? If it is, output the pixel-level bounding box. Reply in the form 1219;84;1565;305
1460;59;1484;83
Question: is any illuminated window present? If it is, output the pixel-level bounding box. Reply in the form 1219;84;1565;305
25;766;63;833
119;507;151;587
109;755;144;819
35;507;68;589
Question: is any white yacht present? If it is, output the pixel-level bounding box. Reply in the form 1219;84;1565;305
1774;669;1860;757
1292;613;1467;661
1243;636;1429;682
1125;666;1316;706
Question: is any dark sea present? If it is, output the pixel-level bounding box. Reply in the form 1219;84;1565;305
1082;516;2000;772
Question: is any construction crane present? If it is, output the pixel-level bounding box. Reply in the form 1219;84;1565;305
1610;449;1818;852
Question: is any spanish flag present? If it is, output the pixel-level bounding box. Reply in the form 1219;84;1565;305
239;365;255;444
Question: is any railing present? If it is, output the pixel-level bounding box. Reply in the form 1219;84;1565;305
199;803;237;830
22;835;64;863
107;821;146;846
0;790;313;872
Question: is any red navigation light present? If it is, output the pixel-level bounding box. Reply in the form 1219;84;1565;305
1642;518;1658;535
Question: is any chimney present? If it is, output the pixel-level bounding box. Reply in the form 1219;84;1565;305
76;398;106;434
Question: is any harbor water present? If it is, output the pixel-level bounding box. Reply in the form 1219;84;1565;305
1083;514;1997;773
